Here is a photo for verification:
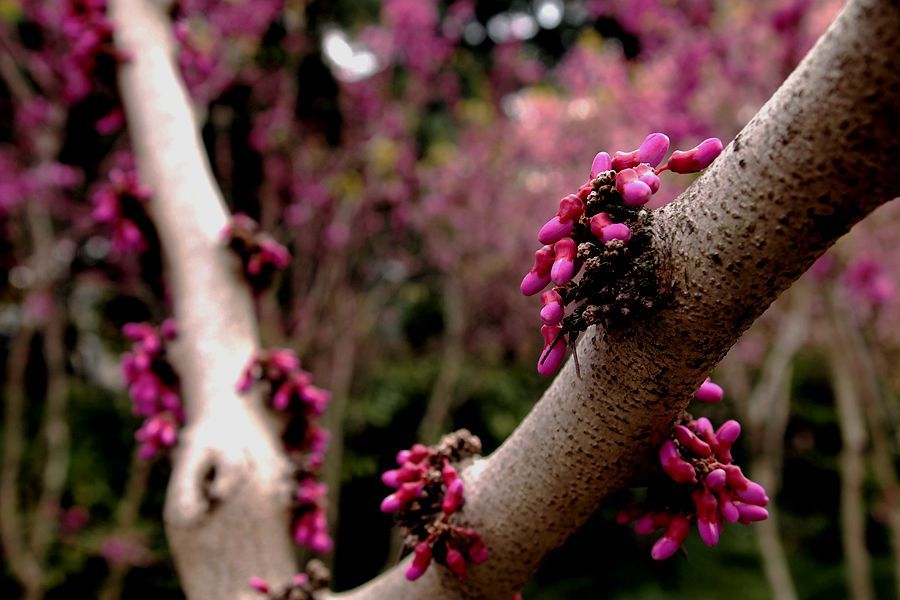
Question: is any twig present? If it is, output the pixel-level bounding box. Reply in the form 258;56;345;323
99;449;153;600
826;293;874;600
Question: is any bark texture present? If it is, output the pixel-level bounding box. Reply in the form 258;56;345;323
335;0;900;597
110;0;298;597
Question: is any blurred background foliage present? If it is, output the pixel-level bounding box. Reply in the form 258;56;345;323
1;0;899;598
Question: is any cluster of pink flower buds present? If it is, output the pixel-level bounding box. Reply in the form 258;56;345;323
120;320;183;459
618;378;769;559
55;0;126;105
238;348;332;553
381;430;488;582
522;134;724;376
249;559;330;600
92;162;153;255
223;214;291;293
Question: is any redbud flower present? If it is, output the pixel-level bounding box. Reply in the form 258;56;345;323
637;133;670;168
597;222;632;244
590;151;612;178
540;290;565;325
633;164;661;193
693;489;721;547
248;576;270;594
521;245;555;296
538;194;584;245
383;431;487;583
445;546;468;580
538;324;567;376
550;238;578;285
650;515;690;560
611;149;641;171
406;541;433;581
714;419;741;463
665;138;724;173
659;439;697;484
695;377;724;403
615;169;653;206
673;424;712;457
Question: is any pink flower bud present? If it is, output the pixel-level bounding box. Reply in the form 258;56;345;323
445;546;468;581
634;512;671;535
406;541;433;581
272;381;294;411
469;537;489;564
521;245;555;296
717;490;740;523
576;181;594;201
724;465;769;505
537;324;567;377
633;163;661;193
539;290;564;325
665;138;724;173
615;506;643;525
674;424;712;457
615;168;652;206
537;217;574;246
611;149;640;171
589;212;613;232
695;378;724;403
691;417;719;450
538;194;584;244
651;515;690;560
408;444;431;463
598;223;632;244
736;503;769;523
692;487;720;547
380;493;402;513
550;238;577;285
659;439;697;484
637;133;670;168
706;467;727;490
590;151;612;177
442;478;465;515
714;419;741;463
248;576;270;594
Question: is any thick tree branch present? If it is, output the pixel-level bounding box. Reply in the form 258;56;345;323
335;0;900;597
110;0;299;597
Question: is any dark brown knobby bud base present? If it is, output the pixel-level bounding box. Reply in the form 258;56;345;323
554;173;661;354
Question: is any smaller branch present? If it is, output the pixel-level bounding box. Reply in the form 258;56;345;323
721;286;810;600
99;450;152;600
829;291;900;600
321;290;361;564
826;297;873;600
417;274;466;444
0;323;42;595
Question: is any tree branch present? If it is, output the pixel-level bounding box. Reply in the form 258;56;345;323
110;0;299;597
334;0;900;597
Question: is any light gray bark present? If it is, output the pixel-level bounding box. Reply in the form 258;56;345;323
111;0;299;597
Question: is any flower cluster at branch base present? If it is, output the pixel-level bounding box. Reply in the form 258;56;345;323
249;559;330;600
120;320;183;459
617;378;769;559
238;348;332;553
222;214;291;293
521;133;723;376
91;156;153;255
381;429;488;582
